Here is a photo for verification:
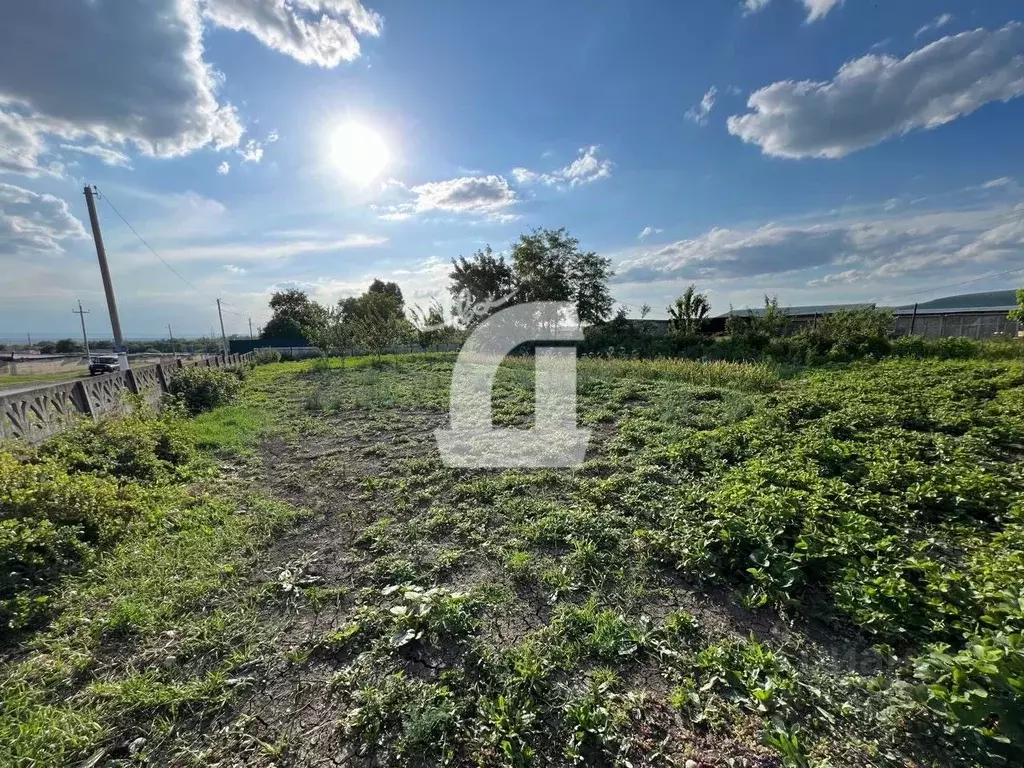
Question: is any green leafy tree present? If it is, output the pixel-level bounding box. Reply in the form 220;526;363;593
340;283;406;325
307;281;416;357
511;228;614;325
667;285;711;336
1009;288;1024;323
448;246;516;326
449;230;614;327
262;289;329;343
53;339;82;354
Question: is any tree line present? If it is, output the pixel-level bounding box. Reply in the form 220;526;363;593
257;225;1024;362
260;227;622;354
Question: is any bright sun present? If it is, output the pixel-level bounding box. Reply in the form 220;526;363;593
329;122;389;184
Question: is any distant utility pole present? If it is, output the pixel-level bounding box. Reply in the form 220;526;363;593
248;316;254;340
167;324;176;356
73;300;91;359
83;185;129;370
216;298;230;357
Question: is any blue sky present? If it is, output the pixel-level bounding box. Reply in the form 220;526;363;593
2;0;1023;339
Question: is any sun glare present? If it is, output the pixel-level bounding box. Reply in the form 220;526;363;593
329;121;389;184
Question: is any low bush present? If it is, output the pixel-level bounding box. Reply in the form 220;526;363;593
167;365;242;415
251;347;282;365
1;412;202;631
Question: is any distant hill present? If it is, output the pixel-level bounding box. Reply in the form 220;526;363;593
900;290;1019;310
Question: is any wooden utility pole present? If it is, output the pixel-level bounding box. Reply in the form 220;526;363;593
248;317;254;340
83;185;129;370
909;303;918;336
216;298;230;357
73;300;91;359
167;324;176;356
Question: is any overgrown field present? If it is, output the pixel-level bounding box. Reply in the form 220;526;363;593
2;353;1024;767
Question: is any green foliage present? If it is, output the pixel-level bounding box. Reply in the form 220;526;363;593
725;295;789;351
512;227;615;325
449;245;517;326
0;413;201;631
451;229;614;326
1008;288;1024;323
53;338;82;354
262;288;330;343
893;630;1024;764
167;365;242;415
667;284;711;336
251;347;282;364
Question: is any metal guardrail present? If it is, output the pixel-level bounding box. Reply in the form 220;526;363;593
0;353;253;445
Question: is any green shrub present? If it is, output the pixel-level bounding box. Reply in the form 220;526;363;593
38;412;196;483
252;347;282;365
0;452;139;628
167;365;242;415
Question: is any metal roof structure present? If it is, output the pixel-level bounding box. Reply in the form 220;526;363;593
716;302;875;318
892;305;1017;316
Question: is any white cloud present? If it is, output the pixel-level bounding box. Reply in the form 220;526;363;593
202;0;382;68
217;161;231;175
122;233;387;265
727;23;1024;159
0;182;88;257
267;129;280;143
743;0;773;15
411;175;517;214
638;226;663;240
685;86;717;126
0;109;47;176
742;0;842;22
60;143;132;168
0;2;379;177
0;1;243;162
615;198;1024;287
801;0;843;23
238;139;264;163
982;176;1013;189
378;175;517;219
916;13;953;38
512;146;612;188
224;264;247;273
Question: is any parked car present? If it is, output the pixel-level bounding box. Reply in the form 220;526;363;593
89;355;120;375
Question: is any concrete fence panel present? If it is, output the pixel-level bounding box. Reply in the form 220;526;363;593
0;353;253;445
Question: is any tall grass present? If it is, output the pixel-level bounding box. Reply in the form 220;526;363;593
577;356;780;392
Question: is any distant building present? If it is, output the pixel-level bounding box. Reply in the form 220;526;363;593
716;302;876;333
894;291;1019;339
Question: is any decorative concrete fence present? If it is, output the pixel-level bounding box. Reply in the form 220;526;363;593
0;353;252;445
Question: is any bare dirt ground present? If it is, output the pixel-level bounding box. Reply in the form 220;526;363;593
184;406;788;768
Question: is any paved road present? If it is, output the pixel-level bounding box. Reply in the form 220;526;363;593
0;376;88;396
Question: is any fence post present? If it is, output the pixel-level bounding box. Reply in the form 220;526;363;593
73;380;95;419
909;303;918;335
125;369;140;394
155;363;169;393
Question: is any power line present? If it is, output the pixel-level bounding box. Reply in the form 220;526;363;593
96;188;215;300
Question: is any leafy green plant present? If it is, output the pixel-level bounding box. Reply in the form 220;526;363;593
251;347;282;364
383;584;478;647
167;365;242;415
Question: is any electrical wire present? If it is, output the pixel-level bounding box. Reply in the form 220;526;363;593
97;188;215;300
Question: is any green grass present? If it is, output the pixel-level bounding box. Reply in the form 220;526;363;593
0;370;89;390
3;353;1024;766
